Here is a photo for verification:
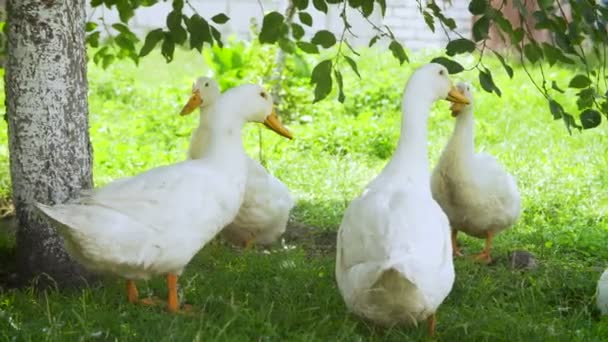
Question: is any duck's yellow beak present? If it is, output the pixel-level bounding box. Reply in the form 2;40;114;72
263;109;293;140
180;91;202;116
446;87;470;105
450;102;466;117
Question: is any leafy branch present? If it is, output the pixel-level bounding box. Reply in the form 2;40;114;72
79;0;608;130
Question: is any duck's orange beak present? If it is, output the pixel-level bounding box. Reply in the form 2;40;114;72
263;109;293;140
180;91;202;116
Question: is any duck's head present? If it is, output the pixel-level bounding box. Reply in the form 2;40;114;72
405;63;470;107
225;84;293;140
180;77;221;115
450;82;473;117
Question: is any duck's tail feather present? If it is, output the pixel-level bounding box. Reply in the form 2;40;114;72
347;262;423;326
35;203;70;227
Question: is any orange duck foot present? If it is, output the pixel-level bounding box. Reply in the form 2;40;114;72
473;251;492;264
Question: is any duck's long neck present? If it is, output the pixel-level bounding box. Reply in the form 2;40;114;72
385;94;433;183
201;105;247;173
197;107;212;134
447;108;475;156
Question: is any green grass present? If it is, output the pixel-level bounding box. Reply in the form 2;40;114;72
0;45;608;340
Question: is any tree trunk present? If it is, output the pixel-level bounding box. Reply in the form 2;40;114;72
5;0;95;289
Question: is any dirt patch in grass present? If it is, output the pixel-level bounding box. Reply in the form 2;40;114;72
283;219;337;257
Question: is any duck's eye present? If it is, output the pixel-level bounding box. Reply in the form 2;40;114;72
260;92;267;99
204;82;209;87
439;70;445;76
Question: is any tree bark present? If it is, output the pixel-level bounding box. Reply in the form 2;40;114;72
5;0;95;289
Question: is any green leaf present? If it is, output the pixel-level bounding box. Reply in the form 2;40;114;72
446;39;476;56
86;31;100;48
493;51;513;78
167;10;187;44
361;0;374;17
562;112;581;134
116;1;134;22
291;23;305;40
211;13;230;24
86;22;98;32
296;41;319;54
210;26;223;47
600;101;608;117
430;57;463;74
542;42;574;66
478;68;501;96
576;88;595;109
311;59;333;102
548;99;563;119
472;15;490;41
93;46;109;65
344;55;361;78
115;35;136;52
369;35;379;47
112;23;132;36
334;69;345;103
311;30;336;48
185;14;213;51
523;43;543;64
294;0;309;10
298;12;313;26
494;12;513;34
376;0;387;16
139;28;164;57
569;74;591;89
278;38;296;53
259;12;285;44
537;0;554;10
468;0;487;15
388;40;408;65
102;54;115;69
423;11;435;32
161;33;175;62
551;81;564;93
427;2;456;30
580;109;601;129
172;0;184;11
313;0;328;13
512;28;524;45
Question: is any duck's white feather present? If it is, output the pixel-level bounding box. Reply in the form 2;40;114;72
220;159;294;245
37;158;244;280
187;78;294;247
337;185;453;325
431;83;520;239
34;84;274;280
336;63;456;326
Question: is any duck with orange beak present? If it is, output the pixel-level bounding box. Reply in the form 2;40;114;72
35;84;292;313
180;77;295;249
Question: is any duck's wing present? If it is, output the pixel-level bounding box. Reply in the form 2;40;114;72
66;160;238;235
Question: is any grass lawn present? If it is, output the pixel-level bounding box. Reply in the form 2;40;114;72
0;45;607;340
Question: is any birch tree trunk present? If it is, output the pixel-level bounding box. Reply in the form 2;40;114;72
5;0;95;288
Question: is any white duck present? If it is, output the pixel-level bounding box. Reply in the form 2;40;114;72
335;63;469;335
180;77;295;248
35;84;291;313
598;269;608;315
430;82;520;264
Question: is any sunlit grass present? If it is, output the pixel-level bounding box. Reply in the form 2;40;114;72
0;46;607;340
